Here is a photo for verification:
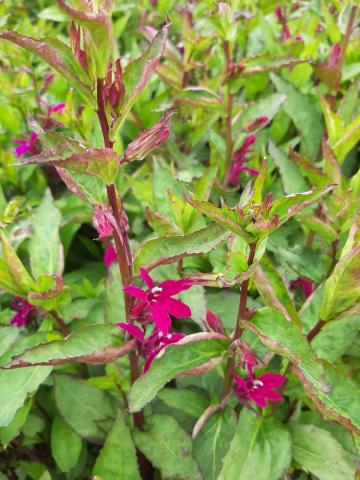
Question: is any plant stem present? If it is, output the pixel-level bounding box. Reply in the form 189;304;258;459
96;79;142;429
221;242;257;401
307;320;325;342
223;41;233;182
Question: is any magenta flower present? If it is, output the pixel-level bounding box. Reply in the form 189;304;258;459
93;205;114;239
233;362;286;408
10;297;35;328
123;268;192;334
103;243;117;268
42;101;66;129
14;133;38;157
328;43;341;68
290;277;313;299
117;322;184;372
205;310;225;334
227;134;258;185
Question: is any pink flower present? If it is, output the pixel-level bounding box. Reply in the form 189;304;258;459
328;43;341;68
205;310;225;334
42;101;66;129
117;323;184;372
103;243;117;268
10;297;35;328
93;205;114;239
243;116;269;133
123;268;192;334
14;133;38;157
233;363;286;408
290;277;313;298
227;134;258;185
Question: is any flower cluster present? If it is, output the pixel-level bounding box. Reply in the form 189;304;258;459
10;297;35;328
118;269;193;371
233;361;286;408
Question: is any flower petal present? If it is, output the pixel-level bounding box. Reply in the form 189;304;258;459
116;322;144;342
258;373;287;388
159;279;192;295
150;303;172;334
123;285;147;300
139;268;154;289
158;297;191;319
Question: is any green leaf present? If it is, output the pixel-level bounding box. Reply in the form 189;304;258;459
332;113;360;164
268;141;309;194
0;326;19;358
128;333;230;412
57;168;107;205
134;415;202;480
93;410;141;480
289;149;331;187
186;198;252;240
56;0;113;79
110;21;170;139
29;189;63;280
134;223;230;273
3;325;133;368
157;388;209;419
54;374;116;441
290;423;356;480
0;231;36;294
20;148;119;185
270;73;323;160
296;214;338;242
105;264;125;324
320;243;360;321
269;184;335;224
194;407;236;480
51;415;82;473
235;93;287;130
0;31;95;107
245;308;360;434
0;398;32;447
0;334;52;427
218;409;292;480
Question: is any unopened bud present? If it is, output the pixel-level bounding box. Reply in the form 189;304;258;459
105;59;125;111
93;205;114;239
122;112;173;163
243;116;269;133
328;43;341;68
205;310;225;334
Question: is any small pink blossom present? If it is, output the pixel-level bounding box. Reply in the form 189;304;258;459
123;269;192;334
328;43;341;68
14;133;38;157
290;277;313;298
233;362;286;408
295;35;303;42
42;101;66;129
103;243;117;268
117;323;184;372
93;205;114;239
227;134;258;185
10;297;35;328
205;310;225;334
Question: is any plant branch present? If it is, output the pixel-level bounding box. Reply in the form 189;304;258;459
223;41;233;182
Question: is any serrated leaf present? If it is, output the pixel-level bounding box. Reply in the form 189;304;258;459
0;231;36;294
0;31;95;107
20;148;119;185
3;325;134;368
269;184;335;224
54;374;116;442
320;243;360;321
194;407;236;480
57;168;107;205
218;409;292;480
244;308;360;434
134;415;202;480
290;423;356;480
51;416;82;473
134;223;231;272
128;333;230;412
110;21;170;139
0;334;53;427
29;189;63;280
270;74;323;160
93;410;141;480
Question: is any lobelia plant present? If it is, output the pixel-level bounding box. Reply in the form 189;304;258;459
0;1;359;479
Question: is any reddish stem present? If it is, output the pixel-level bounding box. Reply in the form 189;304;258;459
307;320;325;342
96;79;143;429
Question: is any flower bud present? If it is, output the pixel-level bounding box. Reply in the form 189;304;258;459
205;310;225;334
93;204;114;239
243;116;269;133
122;112;173;163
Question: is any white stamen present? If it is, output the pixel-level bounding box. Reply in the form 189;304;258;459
167;334;172;339
158;331;163;338
253;380;264;388
151;286;163;294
